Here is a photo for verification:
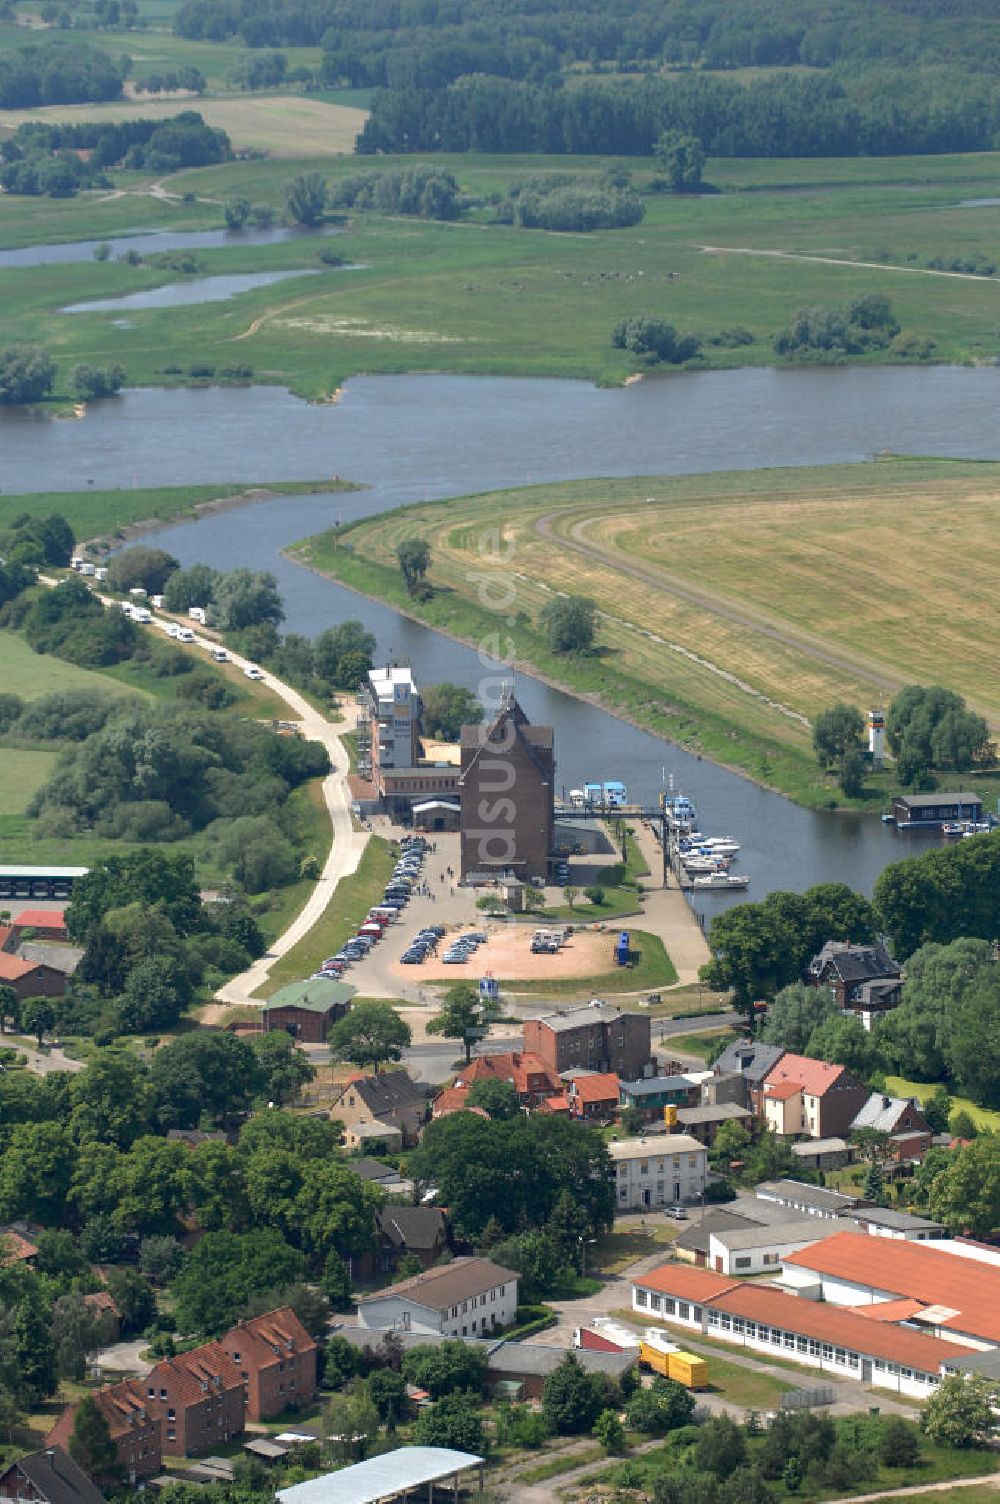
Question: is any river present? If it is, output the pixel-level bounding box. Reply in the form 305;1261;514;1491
6;363;1000;908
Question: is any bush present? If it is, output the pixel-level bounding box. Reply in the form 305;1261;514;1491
612;316;700;363
583;885;605;905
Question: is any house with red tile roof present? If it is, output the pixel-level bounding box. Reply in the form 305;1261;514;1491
0;1225;39;1267
454;1051;562;1107
219;1306;317;1421
761;1053;868;1139
630;1260;974;1400
566;1071;620;1120
46;1381;161;1483
0;952;67;1000
143;1343;245;1456
783;1229;1000;1348
10;910;69;941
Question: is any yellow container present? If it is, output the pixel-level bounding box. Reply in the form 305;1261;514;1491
667;1351;709;1390
663;1104;678;1127
639;1341;672;1376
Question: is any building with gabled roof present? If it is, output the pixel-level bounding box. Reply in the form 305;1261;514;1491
0;1449;107;1504
454;1050;562;1107
330;1069;429;1148
761;1053;869;1140
459;692;554;881
219;1306;317;1421
807;940;902;1019
144;1343;245;1456
0;952;66;999
566;1071;620;1119
851;1091;930;1139
46;1381;161;1483
357;1256;518;1338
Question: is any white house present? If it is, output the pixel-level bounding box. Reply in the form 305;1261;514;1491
356;1257;518;1339
706;1219;825;1276
608;1134;707;1211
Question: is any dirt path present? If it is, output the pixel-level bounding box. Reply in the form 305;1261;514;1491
534;506;908;699
700;244;1000;286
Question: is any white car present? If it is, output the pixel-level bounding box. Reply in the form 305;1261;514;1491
177;628;195;643
211;647;229;662
166;622;182;638
244;664;265;681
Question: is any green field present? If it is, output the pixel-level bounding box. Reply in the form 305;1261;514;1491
294;457;1000;807
0;625;145;701
4;149;1000;400
0;748;59;815
0;479;350;549
885;1076;1000;1133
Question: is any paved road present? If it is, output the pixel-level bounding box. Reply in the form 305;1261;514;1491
2;1037;84;1074
39;577;370;1010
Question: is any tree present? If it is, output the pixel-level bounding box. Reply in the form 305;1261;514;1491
584;885;605;906
696;1416;747;1479
328;1000;412;1072
625;1376;695;1434
69;1394;120;1481
563;886;579;910
421;683;484;740
887;685;992;775
106;545;178;594
926;1135;1000;1236
880;1416;921;1467
402;1341;488;1398
152;1030;264;1128
323;1249;353;1309
723;1469;777;1504
491;1227;566;1302
396;537;432;596
324;1381;380;1465
0;345;56;404
805;1014;879;1080
0;983;18;1033
313;620;376;688
951;1108;978;1140
21;996;55;1047
862;1159;885;1204
761;981;839;1052
595;1407;625;1453
542;1354;606;1434
69;363;126;401
367;1368;408;1430
52;1293;109;1381
285;171;327;226
466;1076;520;1119
69;1050;152;1148
426;982;501;1064
539;595;596;653
105;1268;156;1334
924;1085;953;1135
224;196;251;228
921;1374;997;1448
209;568;284;632
782;1459;803;1494
655;129;705;191
413;1392;485;1453
11;1293;56;1404
163;562;220;613
612;316;700;364
139;1233;184;1285
812;704;865;769
252;1029;315;1105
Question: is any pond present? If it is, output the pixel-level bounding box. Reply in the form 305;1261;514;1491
61;267;322;313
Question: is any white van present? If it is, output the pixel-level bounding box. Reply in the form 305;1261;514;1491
188;606;207;624
211;647;229;662
132;607;152;625
79;562;96;578
95;567;109;583
243;664;265;681
177;628;195;643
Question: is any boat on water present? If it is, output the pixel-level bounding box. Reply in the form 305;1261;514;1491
580;779;628;808
682;855;731;874
692;872;751;891
962;822;992;836
663;794;697;825
699;836;741;855
942;821;967;836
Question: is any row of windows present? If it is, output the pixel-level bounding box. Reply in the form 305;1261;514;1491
703;1308;938;1385
448;1285;506;1317
633;1291;701;1323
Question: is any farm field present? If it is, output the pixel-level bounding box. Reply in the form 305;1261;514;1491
295;457;1000;806
5;151;1000;397
0;93;367;156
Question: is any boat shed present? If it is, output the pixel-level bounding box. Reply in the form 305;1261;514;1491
276;1447;485;1504
891;792;982;828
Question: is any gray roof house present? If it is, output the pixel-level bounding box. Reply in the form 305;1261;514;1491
713;1040;786;1087
0;1450;107;1504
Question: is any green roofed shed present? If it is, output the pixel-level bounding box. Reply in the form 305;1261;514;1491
264;978;354;1042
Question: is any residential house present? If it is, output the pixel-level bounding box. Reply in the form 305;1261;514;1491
454;1051;562;1108
701;1072;749;1108
705;1219;826;1276
674;1209;763;1268
851;1093;932;1161
0;1223;39;1267
807;940;902;1026
760;1053;869;1140
0;1449;107;1504
346;1157;406;1188
8;910;69;942
608;1133;707;1211
330;1070;429;1148
618;1074;699;1123
712;1040;787;1113
524;1004;651;1079
356;1257;518;1338
375;1206;449;1274
263;978;353;1043
565;1070;620;1120
459;692;554;881
47;1382;161;1484
82;1290;121;1342
676;1101;755;1147
0;953;67;1000
219;1307;317;1421
144;1344;245;1456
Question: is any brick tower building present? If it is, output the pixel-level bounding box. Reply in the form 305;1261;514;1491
459;692;554;880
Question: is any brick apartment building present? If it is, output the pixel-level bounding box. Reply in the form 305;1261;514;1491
219;1307;317;1421
144;1344;245;1456
459;692;554;881
524;1004;652;1080
46;1381;161;1484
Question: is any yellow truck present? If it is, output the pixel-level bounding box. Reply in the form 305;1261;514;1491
639;1334;709;1389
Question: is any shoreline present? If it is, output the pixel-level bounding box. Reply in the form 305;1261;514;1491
284;539;807;809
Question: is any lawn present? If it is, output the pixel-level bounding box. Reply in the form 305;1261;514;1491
0;624;144;702
700;1351;793;1410
502;928;677;998
666;1027;738;1060
0;748;59;816
253;836;397;998
296;455;1000;808
590;1224;678;1276
885;1076;1000;1133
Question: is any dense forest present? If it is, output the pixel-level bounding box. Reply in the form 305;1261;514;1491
0;40;127;109
357;69;1000;159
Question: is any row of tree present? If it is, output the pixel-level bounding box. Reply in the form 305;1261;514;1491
813;682;994;795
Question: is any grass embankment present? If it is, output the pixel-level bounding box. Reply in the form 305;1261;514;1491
6;149;1000;395
503;928;677;999
295;457;1000;808
884;1077;1000;1134
254;836;396;999
0;479;352;547
665;1027;738;1060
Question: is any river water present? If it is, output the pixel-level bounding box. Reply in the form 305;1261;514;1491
62;268;321;314
0;223;343;270
5;363;1000;908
